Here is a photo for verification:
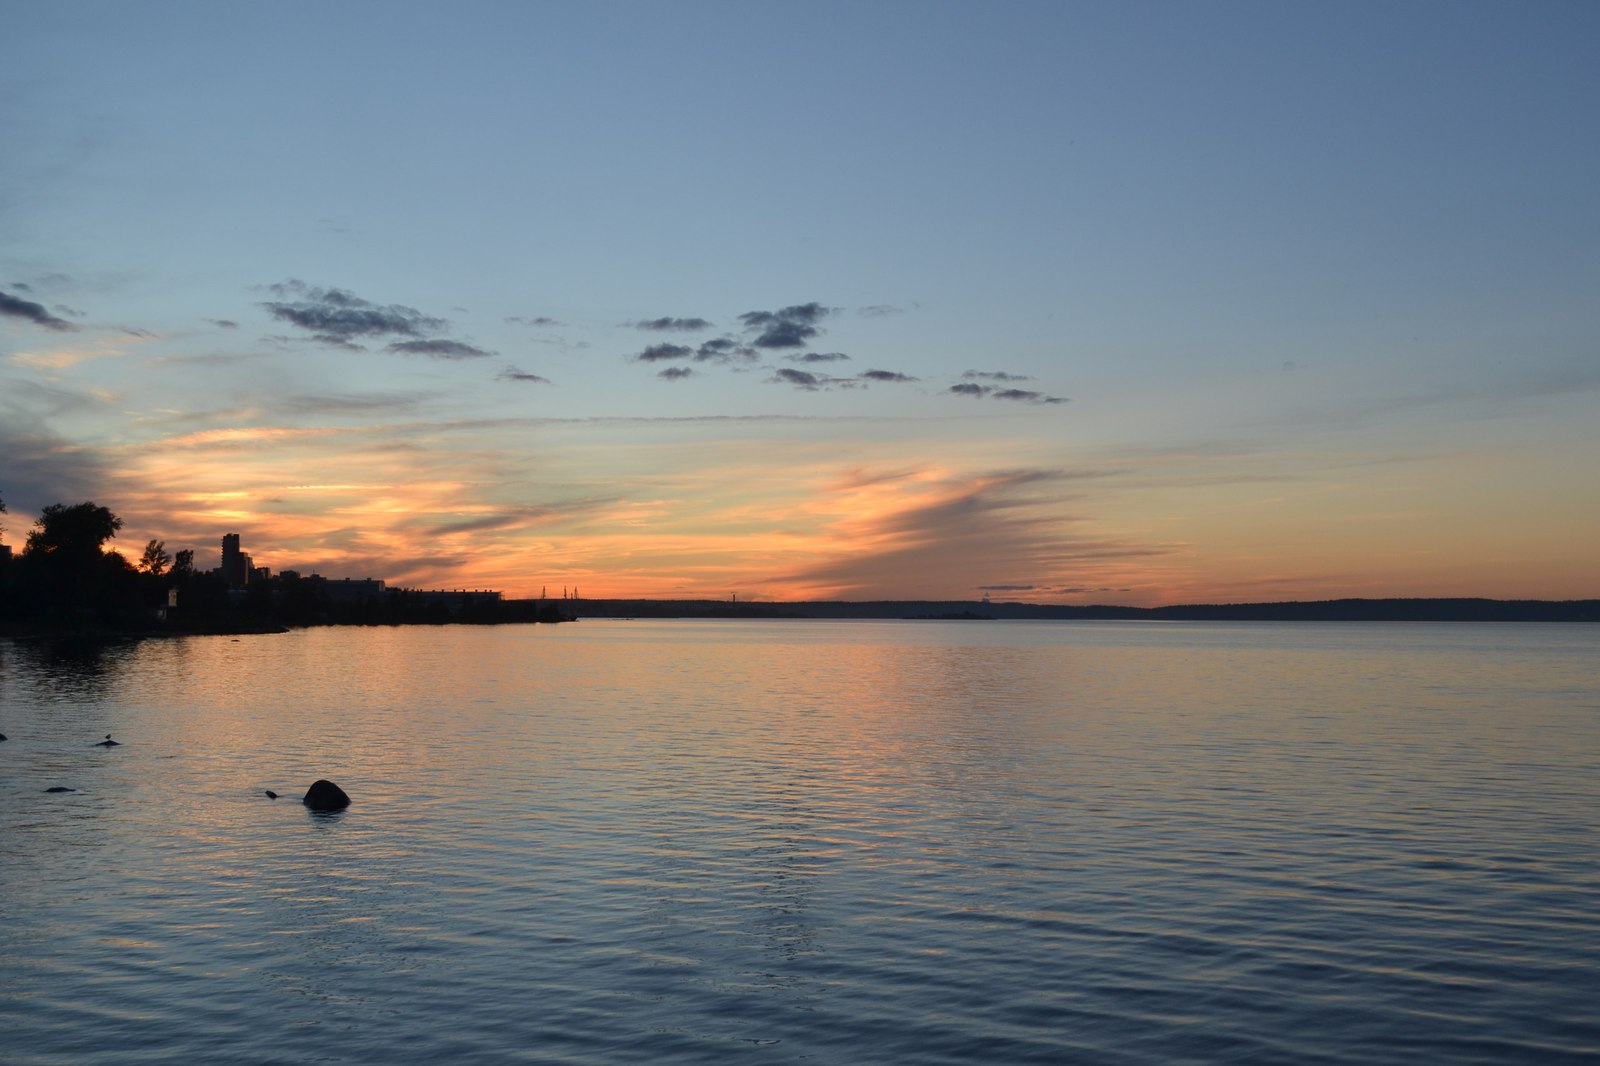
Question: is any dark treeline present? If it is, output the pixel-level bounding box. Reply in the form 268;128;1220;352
0;498;567;637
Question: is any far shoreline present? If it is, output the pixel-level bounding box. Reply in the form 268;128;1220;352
559;596;1600;623
3;597;1596;642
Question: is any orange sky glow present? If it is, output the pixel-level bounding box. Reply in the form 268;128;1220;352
4;4;1597;605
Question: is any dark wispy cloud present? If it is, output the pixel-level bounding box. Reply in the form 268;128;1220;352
0;384;111;512
635;343;694;363
659;366;694;381
964;370;1032;382
265;332;362;352
386;339;494;359
787;352;850;363
261;280;447;346
278;392;426;416
739;302;831;349
767;366;917;391
498;365;551;384
424;506;565;537
950;382;1068;404
1;289;77;331
772;368;826;390
994;389;1068;404
857;305;904;317
694;337;756;363
633;316;712;332
209;319;240;329
506;315;563;327
777;468;1171;599
0;427;108;515
150;351;270;369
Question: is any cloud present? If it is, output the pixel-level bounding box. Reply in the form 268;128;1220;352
1;289;77;331
635;343;694;363
774;467;1174;600
694;337;756;363
964;370;1032;382
0;398;110;514
857;305;903;317
633;316;712;332
860;370;917;383
747;322;816;348
261;280;448;344
949;382;1067;404
278;392;426;416
265;332;365;352
423;506;565;537
738;302;831;349
658;366;694;381
209;319;240;329
980;584;1037;591
788;352;850;363
497;365;551;384
386;339;494;359
506;315;563;327
993;388;1068;404
772;368;825;389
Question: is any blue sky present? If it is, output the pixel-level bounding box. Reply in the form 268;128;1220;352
4;1;1597;602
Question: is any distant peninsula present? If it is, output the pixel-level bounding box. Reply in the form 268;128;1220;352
0;500;570;638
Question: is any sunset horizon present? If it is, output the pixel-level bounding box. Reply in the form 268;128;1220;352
5;5;1599;1057
5;3;1596;609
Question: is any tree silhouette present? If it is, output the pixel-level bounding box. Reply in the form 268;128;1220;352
23;502;123;560
139;538;172;576
5;501;139;629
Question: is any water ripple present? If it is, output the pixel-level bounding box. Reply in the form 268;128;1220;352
2;622;1598;1063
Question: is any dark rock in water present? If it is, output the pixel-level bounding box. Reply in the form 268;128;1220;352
302;779;350;810
265;790;279;799
1;732;8;741
45;786;77;793
95;734;120;746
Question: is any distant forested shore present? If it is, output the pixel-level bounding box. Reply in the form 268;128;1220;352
564;597;1600;623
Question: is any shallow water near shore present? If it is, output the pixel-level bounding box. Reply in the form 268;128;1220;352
2;620;1598;1064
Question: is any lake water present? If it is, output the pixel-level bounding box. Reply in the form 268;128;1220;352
2;620;1597;1064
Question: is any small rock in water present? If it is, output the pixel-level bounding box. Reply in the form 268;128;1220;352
265;790;279;799
45;786;77;793
1;732;8;741
95;734;120;746
302;779;350;810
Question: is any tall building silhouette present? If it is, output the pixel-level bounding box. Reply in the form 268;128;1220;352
220;533;252;588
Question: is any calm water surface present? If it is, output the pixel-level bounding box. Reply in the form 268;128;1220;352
2;620;1597;1064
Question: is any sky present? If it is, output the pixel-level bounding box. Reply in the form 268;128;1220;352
3;1;1598;605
